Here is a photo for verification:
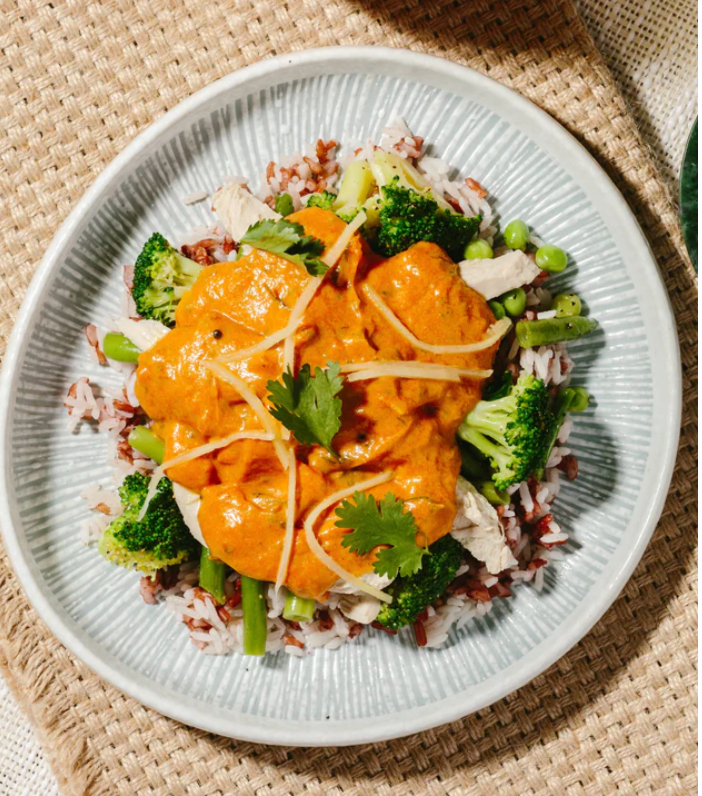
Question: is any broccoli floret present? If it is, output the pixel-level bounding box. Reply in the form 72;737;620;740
336;208;359;223
131;232;204;326
457;373;554;490
306;191;337;211
369;179;480;260
376;535;463;631
98;473;198;574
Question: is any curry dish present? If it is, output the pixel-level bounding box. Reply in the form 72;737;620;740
135;207;497;599
69;124;595;656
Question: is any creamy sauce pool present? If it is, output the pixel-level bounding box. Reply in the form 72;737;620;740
135;207;497;599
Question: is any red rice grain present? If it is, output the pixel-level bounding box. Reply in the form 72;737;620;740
371;621;398;636
527;558;548;571
413;619;428;647
85;324;107;366
139;575;161;605
465;177;488;199
558;454;579;481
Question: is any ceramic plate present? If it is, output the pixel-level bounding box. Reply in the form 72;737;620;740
0;47;681;746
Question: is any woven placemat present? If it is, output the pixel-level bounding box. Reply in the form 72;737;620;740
0;1;696;794
577;0;699;188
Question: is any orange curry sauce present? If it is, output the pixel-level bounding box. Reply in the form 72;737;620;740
135;207;498;599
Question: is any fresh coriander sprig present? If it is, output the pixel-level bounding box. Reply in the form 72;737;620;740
335;492;429;579
266;361;344;452
240;219;328;275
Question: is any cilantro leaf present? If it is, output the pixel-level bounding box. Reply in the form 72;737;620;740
266;361;344;452
241;219;328;275
335;492;429;578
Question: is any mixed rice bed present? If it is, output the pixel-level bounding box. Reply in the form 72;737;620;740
68;120;578;656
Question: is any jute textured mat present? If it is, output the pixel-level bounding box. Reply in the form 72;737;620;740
0;1;696;794
577;0;698;187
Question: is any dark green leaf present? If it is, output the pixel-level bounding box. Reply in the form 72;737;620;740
266;361;344;452
336;492;428;578
241;219;327;275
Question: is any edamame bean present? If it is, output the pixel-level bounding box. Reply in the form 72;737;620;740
274;193;294;216
552;293;582;317
515;316;598;348
103;332;141;363
488;300;506;320
569;387;590;412
535;244;568;273
503;219;530;250
463;239;494;260
501;288;527;317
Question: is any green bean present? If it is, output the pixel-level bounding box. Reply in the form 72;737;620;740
477;481;509;506
515;316;598;348
463;239;494;260
535;244;567;273
488;300;506;320
501;288;527;317
103;332;141;363
127;426;165;465
199;547;227;604
552;293;582;318
503;219;530;250
569;386;590;412
283;592;316;623
241;576;268;656
534;388;576;480
274;193;294;216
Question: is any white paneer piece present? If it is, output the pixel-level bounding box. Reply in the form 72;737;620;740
458;249;541;300
172;484;206;547
111;318;170;352
211;182;280;241
450;477;518;574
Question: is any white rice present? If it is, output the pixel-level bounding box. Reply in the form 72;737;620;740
519;343;573;386
519;481;534;514
378;117;415;152
558;416;573;443
80;483;122;515
527;287;552;309
80;515;110;546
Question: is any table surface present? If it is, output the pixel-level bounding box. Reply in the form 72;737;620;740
0;1;696;792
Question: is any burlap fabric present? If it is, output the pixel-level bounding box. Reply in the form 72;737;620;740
0;1;696;794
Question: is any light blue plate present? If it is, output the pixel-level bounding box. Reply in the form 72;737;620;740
0;47;681;746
